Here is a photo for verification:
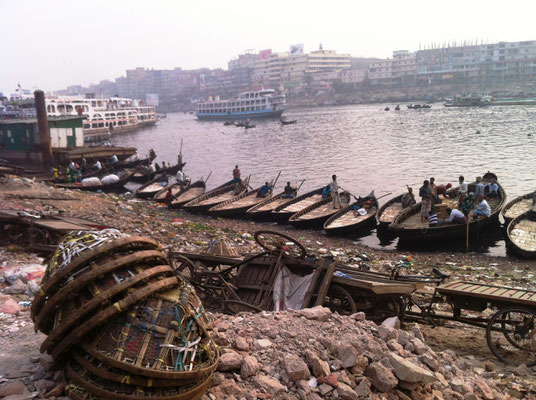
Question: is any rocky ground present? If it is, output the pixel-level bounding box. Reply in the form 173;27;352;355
0;178;535;399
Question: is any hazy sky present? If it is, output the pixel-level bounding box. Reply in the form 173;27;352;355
2;0;536;95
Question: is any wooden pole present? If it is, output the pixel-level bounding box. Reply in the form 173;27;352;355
465;217;470;253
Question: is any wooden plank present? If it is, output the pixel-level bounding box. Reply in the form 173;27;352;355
302;261;325;309
331;276;416;295
511;291;528;299
314;262;337;307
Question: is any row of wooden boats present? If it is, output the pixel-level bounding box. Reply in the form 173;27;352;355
132;171;536;258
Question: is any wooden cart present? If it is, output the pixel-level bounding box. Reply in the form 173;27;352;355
0;210;111;252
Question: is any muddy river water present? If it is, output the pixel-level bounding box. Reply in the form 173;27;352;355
112;103;536;256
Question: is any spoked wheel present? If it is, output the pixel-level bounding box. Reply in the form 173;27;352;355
168;254;196;281
486;307;536;366
254;230;306;259
323;285;357;315
224;300;263;314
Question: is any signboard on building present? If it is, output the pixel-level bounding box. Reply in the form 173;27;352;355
290;44;304;55
259;49;272;60
145;94;159;106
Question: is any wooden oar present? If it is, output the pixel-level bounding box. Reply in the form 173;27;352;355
296;179;306;191
204;171;212;183
271;171;282;189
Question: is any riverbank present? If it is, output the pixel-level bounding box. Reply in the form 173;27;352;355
1;179;535;398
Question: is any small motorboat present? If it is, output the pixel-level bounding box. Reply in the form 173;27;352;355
281;119;297;125
384;106;390;111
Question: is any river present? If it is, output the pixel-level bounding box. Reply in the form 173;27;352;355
111;103;536;256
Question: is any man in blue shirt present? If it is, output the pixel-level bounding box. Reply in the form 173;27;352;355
258;182;272;198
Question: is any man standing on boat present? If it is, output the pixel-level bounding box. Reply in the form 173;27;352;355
328;175;341;209
419;180;432;222
232;165;241;183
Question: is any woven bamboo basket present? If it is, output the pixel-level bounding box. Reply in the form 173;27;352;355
33;231;218;398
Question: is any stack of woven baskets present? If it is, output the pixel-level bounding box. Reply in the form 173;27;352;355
31;230;219;400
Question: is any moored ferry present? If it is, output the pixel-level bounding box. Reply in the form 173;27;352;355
196;89;285;120
45;97;157;141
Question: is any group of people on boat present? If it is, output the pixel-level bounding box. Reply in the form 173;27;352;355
411;175;499;227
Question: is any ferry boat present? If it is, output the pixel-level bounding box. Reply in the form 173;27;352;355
45;97;157;142
444;93;493;107
196;89;285;120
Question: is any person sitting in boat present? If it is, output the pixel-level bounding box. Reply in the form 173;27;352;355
485;179;499;197
474;176;485;197
428;211;441;227
328;175;341;209
149;148;156;159
460;192;475;216
154;162;161;171
93;160;102;171
232;165;241;183
401;187;416;208
110;154;118;164
163;188;174;206
419;180;433;222
257;182;273;198
162;161;167;169
473;194;491;219
446;208;467;224
282;182;296;198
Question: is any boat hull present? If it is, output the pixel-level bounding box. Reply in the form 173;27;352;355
197;109;284;120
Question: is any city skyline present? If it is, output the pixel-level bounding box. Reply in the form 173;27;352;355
2;0;536;94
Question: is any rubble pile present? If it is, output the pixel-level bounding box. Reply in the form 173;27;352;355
30;230;218;400
202;307;511;400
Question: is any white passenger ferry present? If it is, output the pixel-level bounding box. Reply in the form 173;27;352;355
46;97;157;141
196;89;285;120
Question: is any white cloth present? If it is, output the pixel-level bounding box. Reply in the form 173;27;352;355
459;182;468;194
272;266;315;311
176;170;185;183
94;161;102;170
101;174;120;184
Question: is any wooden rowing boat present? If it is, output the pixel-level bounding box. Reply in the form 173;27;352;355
182;181;248;213
376;194;404;226
246;192;296;220
271;188;323;223
155;161;186;177
208;187;272;217
153;182;182;202
288;195;350;229
135;178;168;199
388;173;506;241
130;169;156;183
506;209;536;258
57;171;135;192
168;180;206;208
501;190;536;225
324;196;379;235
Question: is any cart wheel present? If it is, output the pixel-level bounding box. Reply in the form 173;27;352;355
254;230;306;259
168;254;196;281
486;307;536;367
373;295;406;322
224;300;263;314
324;285;357;315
